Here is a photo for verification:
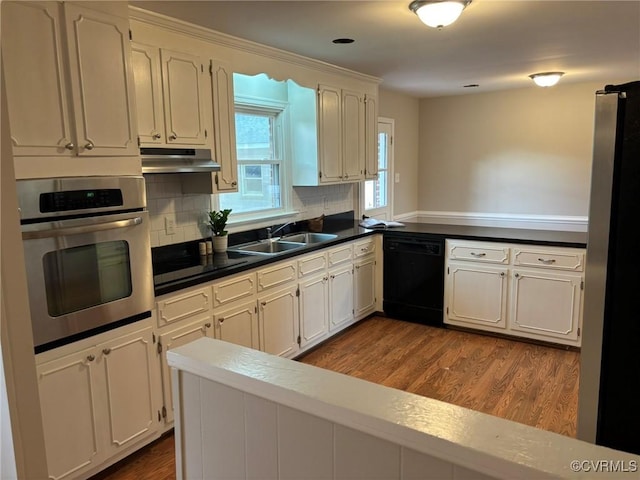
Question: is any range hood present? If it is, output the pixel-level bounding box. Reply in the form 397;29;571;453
140;147;221;174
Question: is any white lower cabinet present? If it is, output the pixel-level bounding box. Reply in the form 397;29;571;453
446;262;508;330
214;299;260;349
158;316;214;424
354;255;376;318
37;326;160;480
258;284;300;358
509;268;583;343
299;273;330;347
444;240;585;347
329;264;355;331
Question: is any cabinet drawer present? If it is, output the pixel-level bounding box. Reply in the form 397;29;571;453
298;252;327;278
353;237;376;258
447;241;509;264
513;248;585;271
257;261;297;291
213;273;256;306
328;244;353;267
157;286;212;327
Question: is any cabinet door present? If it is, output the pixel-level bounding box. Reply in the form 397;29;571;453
159;317;214;424
317;85;342;183
98;327;160;456
342;89;365;181
445;262;508;330
211;60;239;192
2;1;74;157
258;285;300;357
509;269;583;344
160;48;207;145
354;257;376;318
64;3;138;156
299;274;330;347
364;94;379;179
329;265;354;331
37;347;102;480
131;43;165;144
215;299;260;350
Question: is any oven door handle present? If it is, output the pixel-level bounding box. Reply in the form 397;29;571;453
22;216;143;240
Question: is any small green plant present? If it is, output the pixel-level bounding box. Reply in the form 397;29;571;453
208;209;232;236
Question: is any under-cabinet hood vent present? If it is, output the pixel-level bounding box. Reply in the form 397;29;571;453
140;147;220;174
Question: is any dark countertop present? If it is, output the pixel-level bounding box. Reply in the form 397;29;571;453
153;219;587;297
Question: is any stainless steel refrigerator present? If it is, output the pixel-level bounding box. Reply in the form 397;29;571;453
578;80;640;454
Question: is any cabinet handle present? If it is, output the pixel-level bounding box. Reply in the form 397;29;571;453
355;265;360;269
204;322;211;329
102;348;111;355
231;181;238;187
323;276;328;282
500;272;505;277
64;142;75;150
515;273;520;278
84;141;94;150
537;258;556;264
169;134;177;141
330;275;335;279
218;318;225;324
261;301;267;306
470;252;486;257
86;354;95;362
152;133;161;140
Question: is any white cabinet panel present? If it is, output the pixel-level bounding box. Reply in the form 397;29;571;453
215;300;260;350
64;3;138;156
342;89;365;181
364;94;379;179
318;84;342;183
156;286;211;327
131;42;164;144
446;263;508;329
37;346;101;480
2;1;73;157
160;48;207;145
354;256;376;318
259;285;299;357
509;269;582;342
213;273;256;307
159;317;213;424
99;328;159;453
299;274;329;347
329;265;354;331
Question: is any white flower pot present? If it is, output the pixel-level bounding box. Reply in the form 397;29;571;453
212;235;228;253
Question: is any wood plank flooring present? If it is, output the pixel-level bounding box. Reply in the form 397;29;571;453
89;315;579;480
298;316;580;437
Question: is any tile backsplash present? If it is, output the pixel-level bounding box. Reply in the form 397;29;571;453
145;174;356;247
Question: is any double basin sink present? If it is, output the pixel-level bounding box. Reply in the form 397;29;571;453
228;232;338;256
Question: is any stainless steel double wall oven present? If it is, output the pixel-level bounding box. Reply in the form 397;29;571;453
18;176;154;353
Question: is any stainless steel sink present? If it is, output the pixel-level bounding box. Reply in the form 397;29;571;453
280;232;338;244
228;240;306;256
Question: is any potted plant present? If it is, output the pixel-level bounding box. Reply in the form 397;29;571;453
207;208;232;252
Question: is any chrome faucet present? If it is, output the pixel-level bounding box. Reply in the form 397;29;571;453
266;221;295;240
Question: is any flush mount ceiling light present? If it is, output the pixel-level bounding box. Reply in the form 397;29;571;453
409;0;471;29
529;72;565;87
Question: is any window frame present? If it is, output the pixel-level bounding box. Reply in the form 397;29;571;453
216;96;295;226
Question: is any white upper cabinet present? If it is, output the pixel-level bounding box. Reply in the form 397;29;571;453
2;1;138;159
317;85;343;183
341;89;365;181
132;44;209;147
160;48;208;145
131;43;164;144
364;94;379;179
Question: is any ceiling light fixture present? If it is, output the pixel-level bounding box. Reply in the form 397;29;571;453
529;72;565;87
409;0;471;29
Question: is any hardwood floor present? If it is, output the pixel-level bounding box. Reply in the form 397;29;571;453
298;316;580;437
90;316;579;479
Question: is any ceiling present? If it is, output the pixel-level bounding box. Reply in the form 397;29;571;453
130;1;640;98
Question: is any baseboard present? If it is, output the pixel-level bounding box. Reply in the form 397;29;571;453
406;211;588;232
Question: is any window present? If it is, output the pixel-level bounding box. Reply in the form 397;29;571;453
363;118;393;219
219;106;285;216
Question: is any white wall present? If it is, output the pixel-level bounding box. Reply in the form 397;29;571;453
378;87;420;219
417;82;607;225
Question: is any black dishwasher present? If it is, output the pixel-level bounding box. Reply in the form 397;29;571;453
383;233;445;326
